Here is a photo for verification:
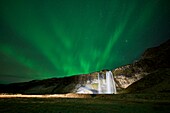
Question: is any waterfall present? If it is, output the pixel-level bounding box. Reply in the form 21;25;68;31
98;73;102;94
107;71;117;94
98;71;116;94
106;71;112;93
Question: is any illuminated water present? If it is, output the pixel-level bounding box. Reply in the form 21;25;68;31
98;71;116;94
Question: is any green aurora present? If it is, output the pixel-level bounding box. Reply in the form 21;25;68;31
0;0;170;83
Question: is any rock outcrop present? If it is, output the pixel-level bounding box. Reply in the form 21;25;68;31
125;68;170;93
112;39;170;93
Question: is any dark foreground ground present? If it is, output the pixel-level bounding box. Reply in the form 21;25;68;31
0;94;170;113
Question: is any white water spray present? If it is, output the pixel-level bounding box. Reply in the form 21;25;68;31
98;71;116;94
98;73;102;94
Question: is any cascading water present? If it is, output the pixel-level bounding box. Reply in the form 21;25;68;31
76;71;116;94
106;71;112;93
108;71;117;94
98;71;116;94
98;73;102;94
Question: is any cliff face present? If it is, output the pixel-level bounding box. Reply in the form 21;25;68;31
112;64;147;91
113;39;170;93
0;39;169;94
125;68;170;93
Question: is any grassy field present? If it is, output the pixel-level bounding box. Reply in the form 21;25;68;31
0;94;170;113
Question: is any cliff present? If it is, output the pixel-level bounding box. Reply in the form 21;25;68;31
113;39;170;93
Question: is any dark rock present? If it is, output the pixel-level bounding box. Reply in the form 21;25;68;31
0;76;80;94
124;68;170;93
112;39;170;92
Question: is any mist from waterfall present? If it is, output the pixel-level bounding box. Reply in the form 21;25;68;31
76;71;117;94
98;71;116;94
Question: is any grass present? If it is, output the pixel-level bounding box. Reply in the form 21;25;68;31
0;94;170;113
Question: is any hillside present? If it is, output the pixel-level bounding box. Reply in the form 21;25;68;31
114;39;170;93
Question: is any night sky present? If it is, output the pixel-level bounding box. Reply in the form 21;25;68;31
0;0;170;83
